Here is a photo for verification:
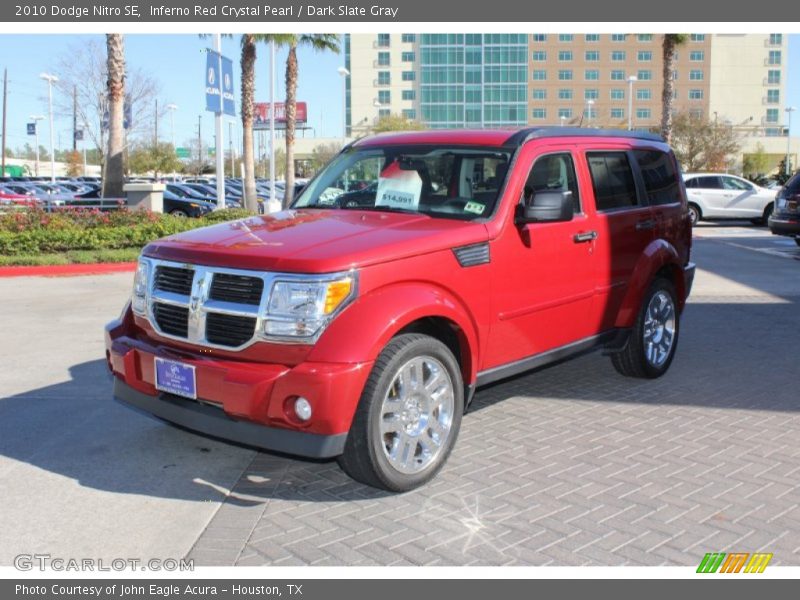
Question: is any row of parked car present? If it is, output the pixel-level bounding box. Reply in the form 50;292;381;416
0;175;307;218
682;171;800;246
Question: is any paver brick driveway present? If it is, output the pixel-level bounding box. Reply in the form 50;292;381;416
190;228;800;566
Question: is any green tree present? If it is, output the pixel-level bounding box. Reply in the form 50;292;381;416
65;150;83;177
775;158;794;185
127;143;183;178
309;142;342;173
660;34;688;143
372;113;426;133
671;111;741;172
261;34;341;208
104;33;126;198
743;143;770;180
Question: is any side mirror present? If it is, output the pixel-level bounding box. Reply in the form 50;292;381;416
516;190;574;224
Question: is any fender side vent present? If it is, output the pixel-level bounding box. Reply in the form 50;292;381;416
453;242;490;267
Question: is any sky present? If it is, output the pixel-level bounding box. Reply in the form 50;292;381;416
0;33;798;155
0;34;345;154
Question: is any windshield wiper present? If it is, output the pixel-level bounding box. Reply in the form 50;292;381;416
338;205;422;215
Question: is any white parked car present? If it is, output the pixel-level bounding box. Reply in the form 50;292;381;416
683;173;776;225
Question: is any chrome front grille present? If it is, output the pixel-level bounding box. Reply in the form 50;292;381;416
153;303;189;337
146;259;267;350
209;273;264;305
205;312;258;347
154;265;194;295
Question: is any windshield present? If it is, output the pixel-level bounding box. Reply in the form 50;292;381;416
292;145;512;220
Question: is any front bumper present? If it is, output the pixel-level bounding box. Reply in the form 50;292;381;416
114;378;347;458
768;214;800;237
105;314;372;458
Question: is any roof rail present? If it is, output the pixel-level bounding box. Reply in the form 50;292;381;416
504;127;665;147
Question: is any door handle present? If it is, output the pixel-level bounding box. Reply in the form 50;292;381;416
573;231;598;243
635;219;656;231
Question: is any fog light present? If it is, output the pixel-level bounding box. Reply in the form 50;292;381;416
294;397;312;421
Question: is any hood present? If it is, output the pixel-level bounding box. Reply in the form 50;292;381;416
143;209;489;273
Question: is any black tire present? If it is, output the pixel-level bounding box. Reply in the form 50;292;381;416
687;204;701;226
611;278;680;379
169;209;189;218
762;203;774;226
795;237;800;248
338;333;463;492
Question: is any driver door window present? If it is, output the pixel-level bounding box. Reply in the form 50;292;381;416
523;153;581;213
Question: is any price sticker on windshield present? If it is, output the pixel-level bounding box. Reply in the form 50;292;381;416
375;161;422;210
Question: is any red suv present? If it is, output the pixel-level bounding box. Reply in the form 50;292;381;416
106;128;695;491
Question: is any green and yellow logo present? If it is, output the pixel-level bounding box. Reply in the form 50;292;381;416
697;552;773;573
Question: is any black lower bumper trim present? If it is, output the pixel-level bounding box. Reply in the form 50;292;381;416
768;215;800;237
114;378;348;458
684;262;696;300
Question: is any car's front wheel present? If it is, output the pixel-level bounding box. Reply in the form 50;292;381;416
611;278;680;379
339;333;463;492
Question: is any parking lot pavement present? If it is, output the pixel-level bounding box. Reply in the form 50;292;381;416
0;275;256;565
2;223;799;567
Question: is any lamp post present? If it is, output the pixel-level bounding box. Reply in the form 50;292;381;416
786;107;796;177
627;75;638;131
560;115;566;127
29;114;45;177
337;66;349;144
586;99;595;127
40;72;58;182
165;103;178;181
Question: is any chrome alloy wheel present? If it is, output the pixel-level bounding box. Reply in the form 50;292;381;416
643;290;676;367
379;355;455;475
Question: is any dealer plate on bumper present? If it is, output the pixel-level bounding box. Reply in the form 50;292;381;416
154;357;197;399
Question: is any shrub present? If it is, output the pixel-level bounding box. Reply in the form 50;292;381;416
0;207;257;256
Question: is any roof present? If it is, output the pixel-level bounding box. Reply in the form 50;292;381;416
352;127;665;149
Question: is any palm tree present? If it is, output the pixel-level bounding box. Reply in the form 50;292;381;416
239;34;259;212
262;35;340;208
660;34;688;144
105;34;125;198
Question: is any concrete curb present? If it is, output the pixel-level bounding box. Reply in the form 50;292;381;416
0;262;137;278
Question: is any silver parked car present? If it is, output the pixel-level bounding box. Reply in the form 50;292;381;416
683;173;776;225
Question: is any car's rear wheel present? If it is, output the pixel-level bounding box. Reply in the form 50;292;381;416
611;278;680;379
338;333;463;492
169;209;189;218
753;203;774;226
688;204;701;226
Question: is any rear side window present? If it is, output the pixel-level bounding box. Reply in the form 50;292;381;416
633;150;681;205
693;176;723;189
785;173;800;193
587;152;639;211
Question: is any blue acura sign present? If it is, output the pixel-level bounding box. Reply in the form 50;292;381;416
221;55;236;117
205;49;222;113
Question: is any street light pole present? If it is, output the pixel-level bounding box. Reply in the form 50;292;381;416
586;99;595;127
165;103;177;181
337;66;349;145
627;75;638;131
214;34;226;210
30;115;45;177
786;107;796;177
40;72;58;182
269;39;277;209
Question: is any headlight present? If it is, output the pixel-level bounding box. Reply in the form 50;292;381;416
131;259;149;315
262;273;356;340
